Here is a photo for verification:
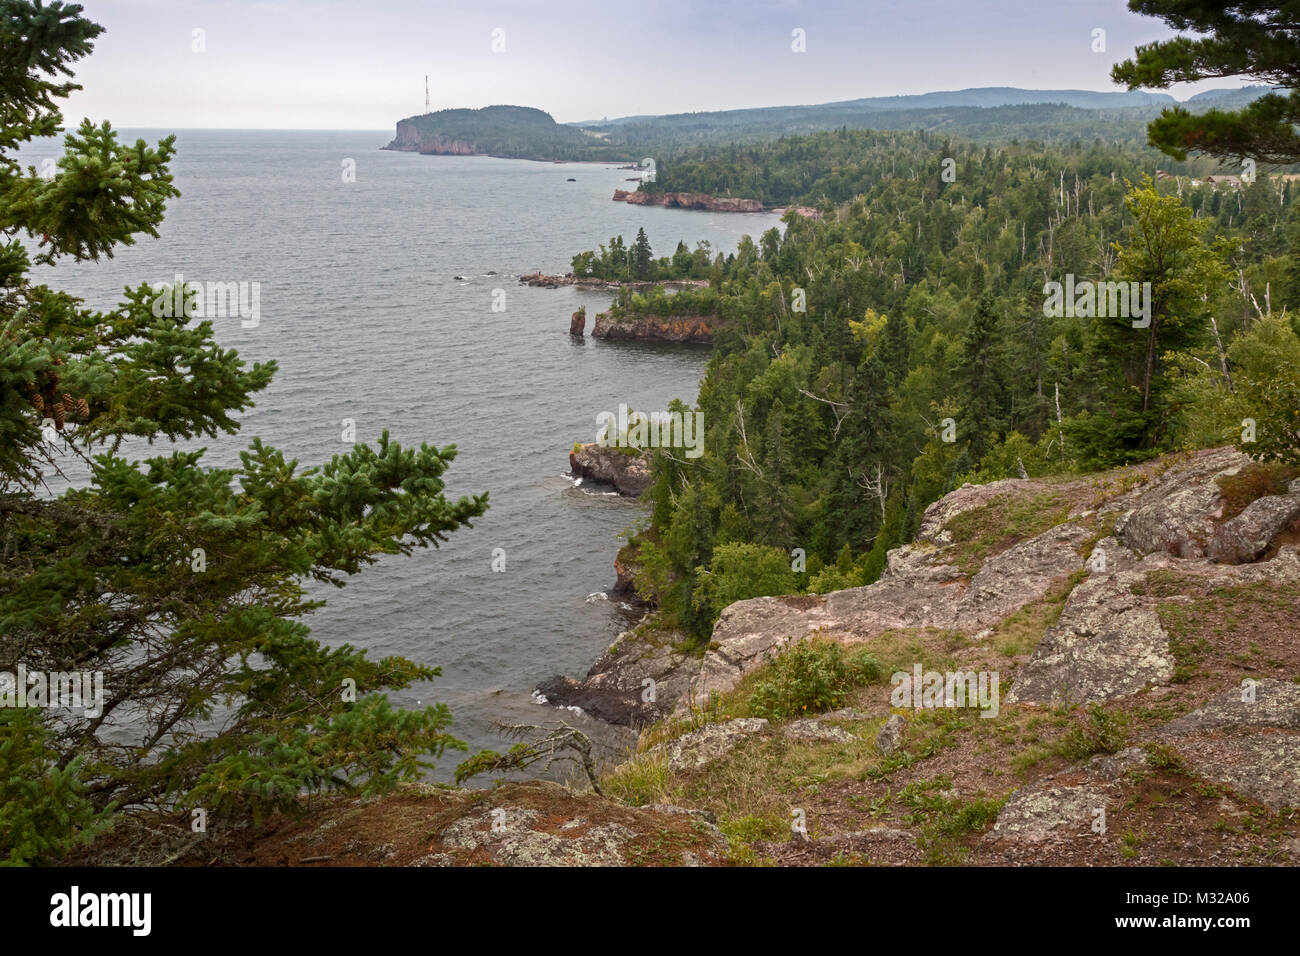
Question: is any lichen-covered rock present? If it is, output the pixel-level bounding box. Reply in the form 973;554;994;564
433;781;729;866
876;713;907;754
1208;493;1300;564
988;783;1108;843
915;478;1037;546
1164;734;1300;810
1007;566;1175;706
782;718;857;744
684;515;1091;711
1155;680;1300;809
1163;680;1300;735
1111;447;1248;556
649;718;769;772
988;748;1148;843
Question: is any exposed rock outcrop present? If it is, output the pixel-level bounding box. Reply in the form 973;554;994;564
987;748;1149;845
1209;492;1300;563
1006;563;1176;706
1010;536;1300;707
1110;446;1243;557
569;442;652;496
591;310;721;344
569;310;585;336
646;717;770;772
535;629;695;727
1157;680;1300;809
426;781;728;866
682;483;1094;711
613;189;764;213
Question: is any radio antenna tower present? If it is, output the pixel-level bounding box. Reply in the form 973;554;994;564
425;75;430;114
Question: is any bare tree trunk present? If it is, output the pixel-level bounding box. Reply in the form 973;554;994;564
1142;321;1158;412
1209;315;1234;393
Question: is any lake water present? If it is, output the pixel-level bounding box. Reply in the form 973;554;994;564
22;129;781;781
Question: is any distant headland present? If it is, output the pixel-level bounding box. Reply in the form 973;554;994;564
383;105;631;162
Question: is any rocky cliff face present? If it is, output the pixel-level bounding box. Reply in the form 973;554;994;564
591;311;720;344
384;119;479;155
612;189;765;213
686;446;1300;712
571;445;1300;866
550;447;1300;762
569;443;652;496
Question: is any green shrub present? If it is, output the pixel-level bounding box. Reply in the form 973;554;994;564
745;639;880;720
1053;704;1131;761
0;709;114;866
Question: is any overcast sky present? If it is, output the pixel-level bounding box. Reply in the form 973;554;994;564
62;0;1249;130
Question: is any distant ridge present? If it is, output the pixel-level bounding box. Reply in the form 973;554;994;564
383;87;1278;162
571;85;1270;127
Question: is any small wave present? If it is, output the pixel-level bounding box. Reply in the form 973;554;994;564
585;592;609;604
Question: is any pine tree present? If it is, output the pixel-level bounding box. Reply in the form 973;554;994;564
630;227;653;281
958;291;1006;462
1113;2;1300;164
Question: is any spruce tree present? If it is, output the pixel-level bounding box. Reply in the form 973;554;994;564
0;0;488;850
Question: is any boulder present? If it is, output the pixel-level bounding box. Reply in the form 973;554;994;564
647;718;770;773
1007;565;1175;706
876;713;907;754
1111;447;1248;556
1208;492;1300;563
569;310;585;336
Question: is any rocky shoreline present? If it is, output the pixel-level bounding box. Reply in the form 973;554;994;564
540;446;1300;739
590;310;720;343
612;188;765;213
519;272;708;291
611;189;823;218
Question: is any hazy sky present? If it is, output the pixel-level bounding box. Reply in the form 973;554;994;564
62;0;1249;129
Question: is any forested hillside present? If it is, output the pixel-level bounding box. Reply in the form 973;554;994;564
641;127;1257;206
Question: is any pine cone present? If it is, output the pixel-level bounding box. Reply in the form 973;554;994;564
52;401;65;428
76;397;89;419
31;393;44;414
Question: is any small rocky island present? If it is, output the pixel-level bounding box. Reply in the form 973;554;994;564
612;189;764;212
569;442;651;496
